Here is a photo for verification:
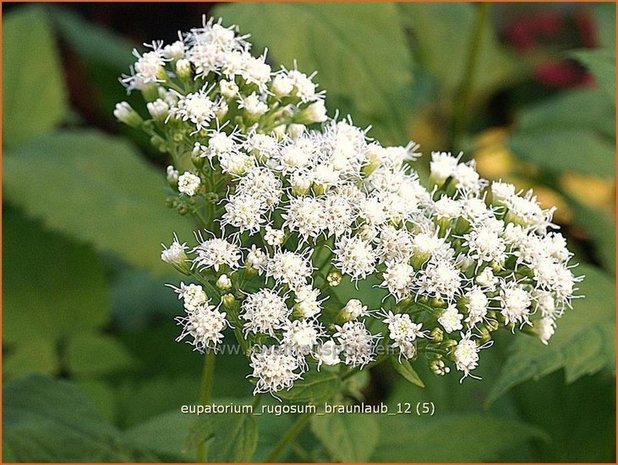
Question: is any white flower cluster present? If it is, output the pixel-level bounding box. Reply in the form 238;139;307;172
118;18;581;395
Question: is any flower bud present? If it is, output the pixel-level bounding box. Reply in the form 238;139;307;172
337;299;367;322
216;274;232;290
175;59;192;80
430;327;444;342
327;271;342;287
113;102;142;128
222;293;237;310
146;98;170;121
166;165;179;189
296;100;327;124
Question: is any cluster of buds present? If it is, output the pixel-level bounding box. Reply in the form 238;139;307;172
118;18;581;396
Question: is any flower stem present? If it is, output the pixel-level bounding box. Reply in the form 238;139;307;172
451;2;491;149
196;351;216;462
264;411;313;462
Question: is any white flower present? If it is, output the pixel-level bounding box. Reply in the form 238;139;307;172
241;289;290;336
271;73;294;97
452;161;484;191
193;237;241;272
176;304;228;352
430;152;459;184
250;345;302;394
163;40;186;60
216;274;232;290
376;225;413;262
175;89;216;131
161;234;188;266
314;340;341;368
536;316;556;345
301;100;328;124
323;193;355;236
419;259;462;301
438;305;464;333
334;236;377;281
500;283;532;327
219;151;255;176
476;267;497;290
264;226;286;247
464;287;489;327
178;172;201;196
169;282;208;312
382;261;415;301
243;56;271;90
341;299;368;321
465;227;506;263
281;319;322;356
334;321;379;367
246;245;267;273
219;79;239;98
382;311;424;359
239;93;268;118
266;250;312;289
288;69;317;102
222;193;265;232
294;285;323;318
284;196;324;239
491;181;516;204
453;333;480;378
146;98;170;120
434;196;461;220
113;101;141;127
237;167;283;207
208;131;236;155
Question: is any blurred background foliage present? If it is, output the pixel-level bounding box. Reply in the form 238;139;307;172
2;2;615;462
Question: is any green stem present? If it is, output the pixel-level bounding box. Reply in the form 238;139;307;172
264;411;313;462
451;2;491;149
196;351;216;462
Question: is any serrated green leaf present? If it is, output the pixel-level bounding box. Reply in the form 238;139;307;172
391;357;426;387
488;265;615;403
570;49;615;100
3;375;152;462
3;6;67;147
372;413;546;461
213;3;414;144
311;414;379;461
400;3;517;96
277;370;341;403
3;130;194;275
3;208;109;345
68;333;137;377
124;411;194;461
185;411;257;462
508;128;615;178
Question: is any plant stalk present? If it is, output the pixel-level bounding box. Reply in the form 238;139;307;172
196;351;216;462
451;2;491;150
264;411;313;462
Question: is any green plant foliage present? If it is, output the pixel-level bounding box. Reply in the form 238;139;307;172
488;265;615;403
3;130;194;275
569;200;616;273
67;333;137;377
311;414;379;461
213;3;414;144
277;371;341;403
3;375;155;462
390;357;426;388
570;49;615;100
3;208;109;345
185;409;258;462
399;3;517;96
3;6;67;147
3;340;58;381
372;413;546;461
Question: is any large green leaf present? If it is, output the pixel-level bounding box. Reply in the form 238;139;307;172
3;375;152;462
3;339;58;381
213;3;414;144
124;411;194;462
400;3;517;96
391;357;425;388
67;333;137;377
569;200;616;273
3;208;109;345
3;6;67;147
277;370;341;403
488;265;615;403
3;130;194;274
311;414;379;462
185;410;257;462
372;413;545;461
570;49;615;100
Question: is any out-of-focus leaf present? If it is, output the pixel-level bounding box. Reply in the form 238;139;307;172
3;375;152;462
213;3;414;144
391;357;426;388
570;49;615;100
185;410;257;462
68;333;137;377
488;265;615;403
124;411;194;462
3;6;67;147
593;3;616;50
3;208;109;344
400;3;517;96
4;339;58;381
277;371;341;403
372;413;545;461
311;414;379;461
569;200;616;273
3;130;194;275
78;380;117;423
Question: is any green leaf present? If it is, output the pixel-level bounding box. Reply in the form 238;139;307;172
593;3;616;51
311;414;379;461
3;6;67;147
372;414;546;461
3;375;151;462
3;130;194;275
569;200;616;273
213;3;414;144
570;49;615;100
488;265;615;403
390;357;425;387
67;333;137;377
3;208;109;345
4;339;58;381
400;3;517;96
508;128;615;178
124;411;194;461
185;411;257;462
277;370;341;403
